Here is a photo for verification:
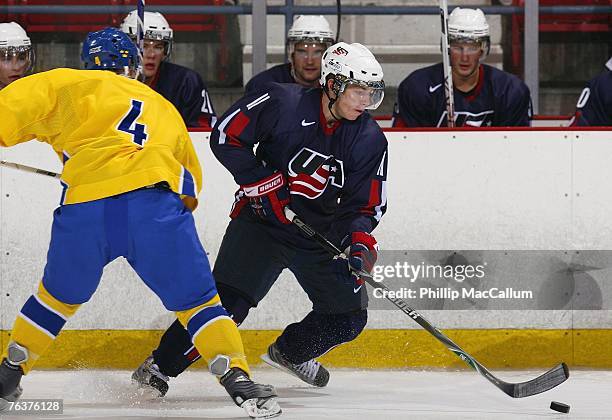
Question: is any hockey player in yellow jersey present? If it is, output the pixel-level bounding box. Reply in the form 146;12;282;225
0;27;281;419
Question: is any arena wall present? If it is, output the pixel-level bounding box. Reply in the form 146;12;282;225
1;129;611;369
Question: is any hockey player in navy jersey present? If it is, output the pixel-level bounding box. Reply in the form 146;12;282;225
120;11;216;128
245;15;334;93
0;22;34;90
570;57;612;126
392;7;532;127
131;42;387;393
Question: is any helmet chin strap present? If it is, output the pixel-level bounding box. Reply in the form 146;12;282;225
324;87;342;122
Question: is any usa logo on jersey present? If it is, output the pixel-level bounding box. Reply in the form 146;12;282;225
438;110;495;127
287;147;344;199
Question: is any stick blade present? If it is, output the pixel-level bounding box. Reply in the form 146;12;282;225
509;362;569;398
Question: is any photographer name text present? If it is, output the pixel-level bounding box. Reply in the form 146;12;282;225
372;287;533;300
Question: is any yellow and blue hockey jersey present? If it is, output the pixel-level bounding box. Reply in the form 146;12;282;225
0;68;202;205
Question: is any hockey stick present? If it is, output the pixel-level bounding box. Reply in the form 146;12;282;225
136;0;145;77
0;160;60;179
335;0;341;43
439;0;456;127
284;207;569;398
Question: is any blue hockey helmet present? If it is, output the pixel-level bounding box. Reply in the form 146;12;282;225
81;27;140;77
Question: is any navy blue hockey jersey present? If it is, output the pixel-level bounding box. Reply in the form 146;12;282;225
392;63;532;127
151;61;216;128
211;83;388;248
570;58;612;127
245;63;294;94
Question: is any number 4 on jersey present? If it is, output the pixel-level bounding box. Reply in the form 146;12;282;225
118;99;148;146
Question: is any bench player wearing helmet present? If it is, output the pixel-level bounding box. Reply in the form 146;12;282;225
0;22;34;90
392;7;532;127
131;42;388;393
245;15;335;93
120;11;216;128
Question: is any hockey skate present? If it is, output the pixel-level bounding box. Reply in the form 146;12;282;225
261;342;329;387
0;343;26;412
131;355;169;398
219;367;281;419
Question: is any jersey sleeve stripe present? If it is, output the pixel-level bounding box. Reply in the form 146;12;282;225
223;112;251;148
360;179;387;223
216;108;241;144
374;180;387;222
246;93;270;110
360;179;380;216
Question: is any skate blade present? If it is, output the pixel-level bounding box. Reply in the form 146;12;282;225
241;397;282;419
260;353;311;385
260;354;298;378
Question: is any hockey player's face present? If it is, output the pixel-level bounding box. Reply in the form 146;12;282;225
291;42;326;87
450;41;482;78
0;50;30;88
335;85;371;120
142;40;165;78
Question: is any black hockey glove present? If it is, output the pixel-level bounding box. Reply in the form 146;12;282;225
230;172;291;225
342;232;379;286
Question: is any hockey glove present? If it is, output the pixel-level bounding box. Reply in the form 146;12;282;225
342;232;379;287
231;172;291;225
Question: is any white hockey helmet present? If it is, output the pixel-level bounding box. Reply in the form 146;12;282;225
288;15;335;45
0;22;34;72
320;42;385;110
0;22;31;48
447;8;490;58
120;10;173;56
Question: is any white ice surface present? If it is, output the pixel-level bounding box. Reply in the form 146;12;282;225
3;368;611;419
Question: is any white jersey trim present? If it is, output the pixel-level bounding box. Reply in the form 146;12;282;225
216;108;241;145
374;180;387;223
246;93;270;110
